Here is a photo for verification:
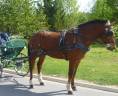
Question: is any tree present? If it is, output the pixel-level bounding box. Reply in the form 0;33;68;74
106;0;118;21
106;0;118;39
0;0;48;36
43;0;56;30
43;0;79;31
90;0;113;20
55;0;79;30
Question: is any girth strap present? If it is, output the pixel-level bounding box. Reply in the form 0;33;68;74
70;43;90;52
59;31;66;50
59;31;89;52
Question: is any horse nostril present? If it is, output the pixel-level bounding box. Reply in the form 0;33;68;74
106;46;116;51
106;43;116;51
106;44;111;48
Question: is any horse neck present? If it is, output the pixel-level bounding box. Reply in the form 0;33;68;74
78;24;104;46
79;35;94;47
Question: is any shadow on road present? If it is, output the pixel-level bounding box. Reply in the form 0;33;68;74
0;75;68;96
0;84;67;96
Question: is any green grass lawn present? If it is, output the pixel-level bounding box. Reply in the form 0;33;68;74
41;47;118;85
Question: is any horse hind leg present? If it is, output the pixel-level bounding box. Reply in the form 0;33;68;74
37;55;45;85
29;56;36;89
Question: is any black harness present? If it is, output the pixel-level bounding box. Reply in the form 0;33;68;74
59;29;90;52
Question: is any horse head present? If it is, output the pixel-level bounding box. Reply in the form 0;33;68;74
77;20;116;51
99;20;116;51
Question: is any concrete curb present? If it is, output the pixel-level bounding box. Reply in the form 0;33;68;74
3;69;118;93
43;76;118;93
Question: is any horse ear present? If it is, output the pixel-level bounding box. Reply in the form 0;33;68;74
105;20;111;26
106;20;116;26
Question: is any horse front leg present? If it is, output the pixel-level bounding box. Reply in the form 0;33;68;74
67;60;77;95
37;55;45;85
71;60;80;91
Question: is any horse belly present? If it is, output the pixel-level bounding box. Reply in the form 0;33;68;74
47;49;85;60
47;51;66;59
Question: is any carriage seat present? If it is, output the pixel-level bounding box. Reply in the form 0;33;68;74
0;32;10;46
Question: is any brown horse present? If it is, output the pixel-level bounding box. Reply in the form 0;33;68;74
28;20;116;94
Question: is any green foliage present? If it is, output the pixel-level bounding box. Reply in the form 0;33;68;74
106;0;118;39
59;0;79;29
43;0;56;30
77;12;89;24
2;0;118;37
53;0;66;30
43;0;79;31
0;0;48;36
0;0;89;35
90;0;113;20
113;25;118;40
107;0;118;20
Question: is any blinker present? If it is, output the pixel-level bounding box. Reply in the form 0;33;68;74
104;31;113;36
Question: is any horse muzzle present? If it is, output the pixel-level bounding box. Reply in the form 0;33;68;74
106;44;116;51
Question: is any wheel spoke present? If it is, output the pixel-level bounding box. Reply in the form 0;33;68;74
14;53;29;76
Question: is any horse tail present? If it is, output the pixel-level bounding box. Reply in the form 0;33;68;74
27;43;32;73
28;42;33;71
27;43;31;61
27;42;34;88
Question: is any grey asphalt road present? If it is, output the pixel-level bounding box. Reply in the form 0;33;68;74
0;73;118;96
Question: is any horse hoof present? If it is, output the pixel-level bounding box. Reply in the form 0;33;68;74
29;85;33;89
72;86;77;91
68;91;73;95
40;82;44;86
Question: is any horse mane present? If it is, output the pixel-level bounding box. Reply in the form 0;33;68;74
78;19;107;28
33;20;108;34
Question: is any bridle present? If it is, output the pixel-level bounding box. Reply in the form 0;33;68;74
103;29;113;37
103;20;114;37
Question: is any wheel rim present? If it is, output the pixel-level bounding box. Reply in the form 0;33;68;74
14;53;29;76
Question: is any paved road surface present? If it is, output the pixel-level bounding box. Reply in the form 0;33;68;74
0;73;118;96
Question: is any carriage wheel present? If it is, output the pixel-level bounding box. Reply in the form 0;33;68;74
0;64;3;77
14;53;29;76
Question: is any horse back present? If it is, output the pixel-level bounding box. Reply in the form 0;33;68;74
29;31;60;50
